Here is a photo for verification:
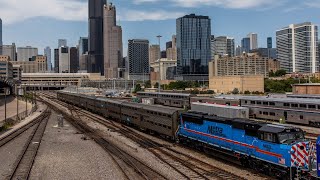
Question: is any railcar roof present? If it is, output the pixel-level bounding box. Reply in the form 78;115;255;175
137;91;192;97
240;96;320;104
258;124;300;133
287;94;320;99
191;102;247;110
142;104;181;114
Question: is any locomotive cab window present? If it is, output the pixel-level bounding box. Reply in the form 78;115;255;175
260;132;277;143
278;129;305;144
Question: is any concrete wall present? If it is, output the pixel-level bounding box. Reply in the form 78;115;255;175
209;75;264;93
293;84;320;94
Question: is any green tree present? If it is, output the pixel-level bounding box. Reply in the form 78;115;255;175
133;84;142;93
144;80;151;88
274;69;287;77
232;88;239;94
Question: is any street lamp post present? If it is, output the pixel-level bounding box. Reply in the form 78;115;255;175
156;35;162;94
4;88;7;123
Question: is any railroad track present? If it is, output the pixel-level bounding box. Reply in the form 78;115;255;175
7;109;51;180
40;92;245;180
39;93;167;180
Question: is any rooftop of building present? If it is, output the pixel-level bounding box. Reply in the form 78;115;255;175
180;13;210;19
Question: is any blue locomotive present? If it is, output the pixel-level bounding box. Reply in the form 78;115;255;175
177;112;313;178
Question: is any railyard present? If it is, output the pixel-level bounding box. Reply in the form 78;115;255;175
0;90;319;179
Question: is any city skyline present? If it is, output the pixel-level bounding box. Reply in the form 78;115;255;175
1;0;320;57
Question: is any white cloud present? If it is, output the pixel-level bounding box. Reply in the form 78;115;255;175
0;0;87;24
119;10;185;21
133;0;281;9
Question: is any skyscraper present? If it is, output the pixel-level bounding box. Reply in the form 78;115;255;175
212;36;235;57
241;37;250;53
267;37;272;48
0;43;16;61
78;37;88;56
54;48;59;73
59;46;69;73
103;3;123;79
70;47;79;73
58;39;67;47
44;47;52;71
17;46;38;61
247;33;258;50
88;0;106;75
176;14;211;80
127;39;149;80
0;18;2;46
149;45;160;64
276;22;319;73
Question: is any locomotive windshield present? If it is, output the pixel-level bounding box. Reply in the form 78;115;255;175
278;130;305;144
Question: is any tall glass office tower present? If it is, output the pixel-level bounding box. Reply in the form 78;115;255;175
88;0;106;75
176;14;211;80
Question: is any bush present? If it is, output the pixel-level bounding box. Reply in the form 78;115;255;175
244;91;251;95
232;88;239;94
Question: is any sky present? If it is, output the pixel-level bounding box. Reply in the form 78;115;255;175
1;0;320;59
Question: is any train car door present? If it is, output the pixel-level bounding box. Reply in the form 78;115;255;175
284;111;288;120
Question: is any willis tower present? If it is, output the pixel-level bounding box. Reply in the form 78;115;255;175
88;0;106;75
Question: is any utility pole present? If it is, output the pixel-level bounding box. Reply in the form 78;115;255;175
4;88;7;123
16;86;19;121
157;35;162;94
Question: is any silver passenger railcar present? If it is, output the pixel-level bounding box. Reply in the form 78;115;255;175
137;92;193;109
57;91;182;139
240;97;320;127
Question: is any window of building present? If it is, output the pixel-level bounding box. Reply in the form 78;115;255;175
269;102;275;106
299;104;307;108
308;105;316;109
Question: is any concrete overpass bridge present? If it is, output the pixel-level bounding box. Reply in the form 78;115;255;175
0;77;16;95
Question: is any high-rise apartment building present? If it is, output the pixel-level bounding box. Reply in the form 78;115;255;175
241;37;250;53
17;46;38;61
267;37;272;48
176;14;211;80
209;53;269;78
235;45;242;56
44;46;51;71
103;3;123;79
78;37;88;56
58;39;67;47
59;46;69;73
0;18;2;46
54;49;59;73
127;39;149;80
69;47;79;73
166;41;172;50
276;22;319;73
212;36;234;57
248;33;258;50
166;35;177;60
88;0;106;75
149;45;160;64
0;43;16;61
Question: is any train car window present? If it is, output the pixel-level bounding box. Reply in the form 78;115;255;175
270;112;276;116
263;102;268;105
264;132;276;143
259;111;262;114
308;105;316;109
245;129;259;137
263;112;268;115
291;104;298;108
284;103;290;107
318;105;320;109
250;101;256;104
257;101;261;105
300;115;303;120
299;104;307;108
245;101;248;104
269;102;275;106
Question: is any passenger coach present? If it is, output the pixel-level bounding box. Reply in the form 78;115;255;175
240;97;320;127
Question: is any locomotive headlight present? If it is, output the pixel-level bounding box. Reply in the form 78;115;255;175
300;146;305;150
